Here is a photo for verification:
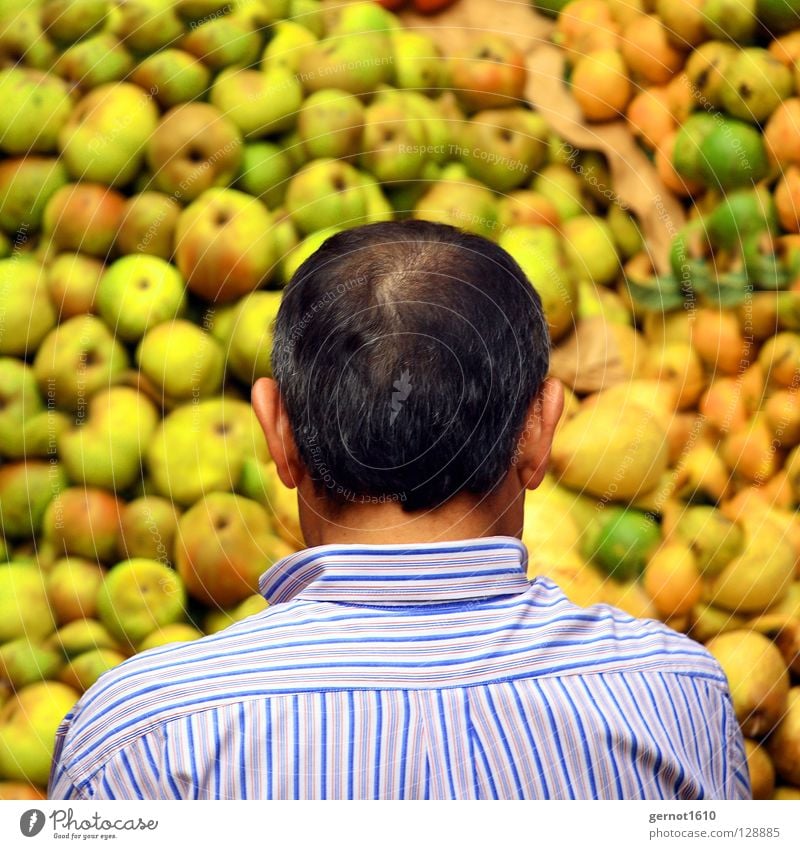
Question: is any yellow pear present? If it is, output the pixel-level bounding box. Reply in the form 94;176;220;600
766;687;800;786
690;602;746;643
643;543;701;618
603;579;658;620
744;739;775;800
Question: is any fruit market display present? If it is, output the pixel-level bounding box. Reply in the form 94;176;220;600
0;0;798;800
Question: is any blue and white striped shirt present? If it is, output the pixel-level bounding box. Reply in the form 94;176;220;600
49;537;751;800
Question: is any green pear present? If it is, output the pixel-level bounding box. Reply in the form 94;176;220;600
138;623;203;651
46;618;122;658
607;203;644;259
281;225;341;282
666;506;744;575
0;68;71;155
54;33;134;91
448;33;527;112
46;252;103;319
176;0;229;18
181;15;261;70
40;0;108;43
360;99;428;182
238;142;293;208
330;1;399;34
702;0;757;43
0;460;65;540
118;495;179;563
227;291;283;382
0;156;67;234
116;192;181;261
0;359;43;460
47;557;104;624
19;411;70;461
111;0;185;52
136;320;224;402
57;387;159;492
356;172;394;223
42;182;127;258
279;128;309;170
59;648;127;692
391;30;443;92
239;458;303;547
0;258;56;357
290;0;324;36
130;48;210;108
285;159;368;234
393;91;451;164
97;558;186;647
0;639;63;689
33;315;130;412
699;118;768;190
719;49;793;123
97;255;186;342
0;7;56;70
672;112;719;183
298;89;364;160
297;32;394;96
767;687;800;786
230;0;290;28
42;486;124;563
147;398;268;506
260;20;317;73
561;215;620;286
0;561;56;642
204;592;269;634
413;178;498;239
532;164;586;222
0;681;80;786
58;82;159;188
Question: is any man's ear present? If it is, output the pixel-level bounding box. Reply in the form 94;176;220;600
251;377;303;490
514;377;564;491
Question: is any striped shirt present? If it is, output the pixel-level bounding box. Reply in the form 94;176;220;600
49;536;751;800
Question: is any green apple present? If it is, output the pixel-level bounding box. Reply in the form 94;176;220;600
147;398;268;506
0;561;55;642
532;164;586;222
360;98;430;182
97;558;187;646
42;182;126;258
175;492;284;606
298;88;364;159
0;257;56;357
130;48;210;108
230;0;290;29
34;315;129;411
281;225;341;282
118;495;179;563
286;158;368;234
47;557;105;625
290;0;325;37
175;188;276;302
54;33;134;91
0;639;63;689
116;192;181;260
260;20;317;73
97;255;186;342
138;623;203;651
270;208;300;264
181;15;261;70
136;319;224;401
237;142;293;207
148;103;244;203
111;0;185;52
0;461;65;540
391;30;443;92
46;618;122;658
330;1;399;34
0;68;71;155
59;648;127;692
41;0;108;44
18;410;71;461
298;32;394;96
561;215;620;286
413;178;499;239
57;387;159;492
392;90;451;164
355;171;394;223
238;458;303;547
702;0;757;42
0;681;80;786
227;291;283;382
0;156;67;234
0;359;43;459
46;253;103;319
58;82;159;188
0;7;56;70
42;486;124;563
210;66;303;139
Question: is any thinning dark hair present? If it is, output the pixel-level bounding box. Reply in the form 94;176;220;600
271;220;550;512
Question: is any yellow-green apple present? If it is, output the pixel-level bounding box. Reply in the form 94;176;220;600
280;225;341;282
204;592;269;634
33;315;129;411
97;557;187;646
279;127;309;170
176;0;229;18
498;226;578;342
57;387;159;491
181;15;261;70
111;0;185;52
289;0;324;36
239;458;304;547
47;557;104;624
175;188;276;301
561;214;620;286
237;142;293;207
260;19;317;73
0;561;56;642
58;82;159;187
42;182;126;258
230;0;290;29
297;32;394;96
391;30;443;92
54;34;134;91
360;98;429;182
131;48;210;108
118;495;179;563
532;164;585;222
136;320;224;401
270;207;301;265
0;7;56;70
16;411;70;462
285;159;367;234
329;1;399;33
0;68;71;155
391;90;451;164
210;66;303;139
0;461;66;540
40;0;109;43
227;291;282;382
0;157;67;234
147;398;268;506
138;622;203;651
97;255;186;342
298;88;364;160
460;109;549;192
46;253;103;319
42;486;124;562
0;258;56;357
147;103;243;203
176;492;285;606
59;648;127;692
46;618;122;658
0;639;63;688
0;359;43;459
115;192;180;260
449;34;527;112
413;178;499;239
0;681;80;786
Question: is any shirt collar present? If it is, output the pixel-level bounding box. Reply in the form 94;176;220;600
259;536;530;605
